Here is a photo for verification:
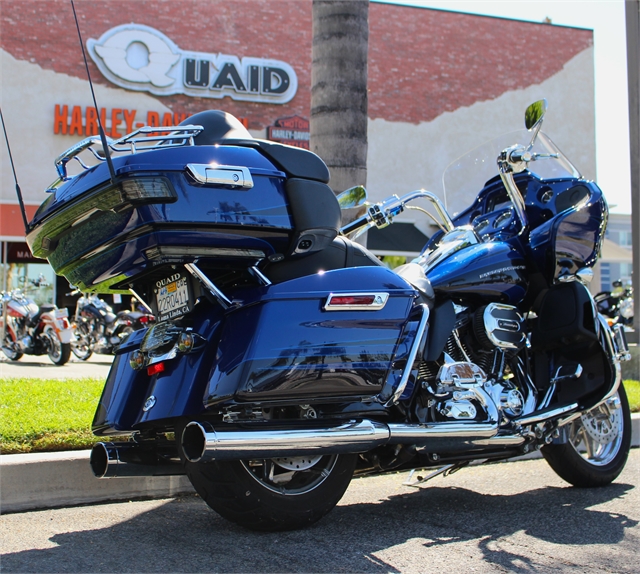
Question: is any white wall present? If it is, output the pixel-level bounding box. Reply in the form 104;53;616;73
367;48;596;235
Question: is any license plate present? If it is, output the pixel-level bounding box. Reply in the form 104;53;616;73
154;272;192;322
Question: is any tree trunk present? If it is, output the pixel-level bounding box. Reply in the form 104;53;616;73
310;0;369;194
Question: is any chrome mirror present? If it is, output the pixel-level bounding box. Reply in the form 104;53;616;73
336;185;367;210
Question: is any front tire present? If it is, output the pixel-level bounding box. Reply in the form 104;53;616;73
185;454;357;532
71;323;92;360
542;385;631;487
1;331;23;361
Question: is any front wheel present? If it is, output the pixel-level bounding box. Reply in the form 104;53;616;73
1;330;23;361
44;326;71;366
542;385;631;487
185;454;357;532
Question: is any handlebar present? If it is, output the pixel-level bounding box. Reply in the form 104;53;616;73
340;190;454;238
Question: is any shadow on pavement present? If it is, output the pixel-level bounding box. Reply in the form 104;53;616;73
1;481;636;573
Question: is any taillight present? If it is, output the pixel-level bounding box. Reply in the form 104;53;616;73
147;362;165;376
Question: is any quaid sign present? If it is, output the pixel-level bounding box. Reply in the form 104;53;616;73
87;24;298;104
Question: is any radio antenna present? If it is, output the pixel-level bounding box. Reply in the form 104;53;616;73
0;107;30;233
70;0;117;185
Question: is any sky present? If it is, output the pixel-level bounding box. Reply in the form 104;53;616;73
378;0;632;214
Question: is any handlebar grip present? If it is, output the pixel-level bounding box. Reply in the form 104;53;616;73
340;213;371;236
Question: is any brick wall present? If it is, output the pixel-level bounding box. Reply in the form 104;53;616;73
0;0;592;130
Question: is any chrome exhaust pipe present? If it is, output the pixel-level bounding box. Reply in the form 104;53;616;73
181;418;505;463
181;420;391;463
90;442;187;479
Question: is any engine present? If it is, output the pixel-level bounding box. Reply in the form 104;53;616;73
416;302;534;426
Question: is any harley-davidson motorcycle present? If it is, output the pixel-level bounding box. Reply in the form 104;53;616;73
1;275;73;365
25;100;631;531
595;280;634;327
69;290;154;360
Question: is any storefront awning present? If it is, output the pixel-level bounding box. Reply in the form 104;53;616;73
366;223;430;257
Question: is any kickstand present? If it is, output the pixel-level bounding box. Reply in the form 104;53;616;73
403;462;468;488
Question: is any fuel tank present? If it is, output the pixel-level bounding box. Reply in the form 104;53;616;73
425;239;527;305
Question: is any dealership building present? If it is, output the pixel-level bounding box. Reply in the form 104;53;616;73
1;0;605;307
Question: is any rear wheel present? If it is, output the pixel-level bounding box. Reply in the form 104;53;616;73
44;326;71;366
185;454;357;532
542;385;631;487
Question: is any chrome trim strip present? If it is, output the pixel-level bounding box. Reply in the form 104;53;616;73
186;164;254;189
249;266;272;286
185;262;232;309
324;292;389;311
384;304;430;406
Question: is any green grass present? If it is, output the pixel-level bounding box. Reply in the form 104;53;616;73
0;378;107;454
625;379;640;413
1;378;639;455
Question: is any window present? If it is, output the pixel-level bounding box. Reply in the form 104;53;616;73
600;262;611;292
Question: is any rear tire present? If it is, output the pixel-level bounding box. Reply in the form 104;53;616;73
542;385;631;487
44;326;71;366
185;454;357;532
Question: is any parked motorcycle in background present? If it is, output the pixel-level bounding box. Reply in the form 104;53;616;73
70;290;154;360
1;275;73;365
595;280;634;327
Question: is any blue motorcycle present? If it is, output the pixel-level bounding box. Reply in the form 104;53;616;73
26;100;632;531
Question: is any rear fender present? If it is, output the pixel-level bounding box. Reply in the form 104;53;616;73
92;305;224;434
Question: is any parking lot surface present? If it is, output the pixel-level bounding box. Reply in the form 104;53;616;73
1;449;638;573
0;353;113;380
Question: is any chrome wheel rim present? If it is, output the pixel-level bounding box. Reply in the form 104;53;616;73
568;392;624;466
241;455;338;496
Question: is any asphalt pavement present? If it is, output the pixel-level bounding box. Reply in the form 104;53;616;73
0;352;114;380
1;450;639;573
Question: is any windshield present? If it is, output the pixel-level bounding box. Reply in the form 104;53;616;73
442;130;581;217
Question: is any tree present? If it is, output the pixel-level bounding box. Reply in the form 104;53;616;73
310;0;369;194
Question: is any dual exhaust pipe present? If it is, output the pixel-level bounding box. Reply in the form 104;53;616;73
90;417;522;478
91;399;584;478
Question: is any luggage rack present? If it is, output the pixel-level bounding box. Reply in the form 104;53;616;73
51;124;204;186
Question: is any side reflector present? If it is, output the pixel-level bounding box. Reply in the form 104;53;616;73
147;362;165;376
324;292;389;311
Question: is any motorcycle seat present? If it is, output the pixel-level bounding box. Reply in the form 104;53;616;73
27;304;57;327
180;110;330;183
265;235;383;283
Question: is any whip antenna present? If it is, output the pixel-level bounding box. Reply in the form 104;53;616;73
0;107;30;233
70;0;117;185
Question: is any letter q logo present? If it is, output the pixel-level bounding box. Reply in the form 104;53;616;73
88;24;180;88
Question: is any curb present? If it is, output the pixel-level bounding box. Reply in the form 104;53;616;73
0;450;194;513
2;414;639;514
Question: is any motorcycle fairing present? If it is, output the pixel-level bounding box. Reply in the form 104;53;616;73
530;281;614;412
